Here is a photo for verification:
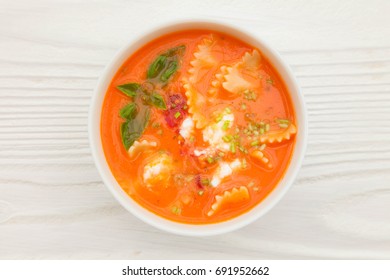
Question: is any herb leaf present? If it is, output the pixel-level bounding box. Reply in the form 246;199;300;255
118;45;186;150
161;60;178;82
149;93;167;110
117;83;140;97
119;103;137;120
120;107;150;150
147;45;185;83
147;55;167;79
162;45;186;57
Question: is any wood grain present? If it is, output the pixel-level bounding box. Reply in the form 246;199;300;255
0;0;390;259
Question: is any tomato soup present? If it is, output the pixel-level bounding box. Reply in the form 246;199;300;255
101;30;297;224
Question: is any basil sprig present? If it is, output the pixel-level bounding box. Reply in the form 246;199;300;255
147;45;185;84
117;87;165;150
161;61;178;82
149;93;167;110
117;83;140;97
119;103;137;119
120;107;150;150
116;45;185;150
147;56;167;79
161;45;185;57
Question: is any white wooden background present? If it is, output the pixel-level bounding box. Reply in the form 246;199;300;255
0;0;389;259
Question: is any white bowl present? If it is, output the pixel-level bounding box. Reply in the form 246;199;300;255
89;19;308;236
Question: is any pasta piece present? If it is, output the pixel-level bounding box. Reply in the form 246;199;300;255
241;50;262;69
207;186;250;216
185;36;223;128
222;50;262;95
128;139;157;158
188;36;217;84
250;150;272;168
183;80;208;129
223;67;252;94
207;65;228;96
260;123;297;144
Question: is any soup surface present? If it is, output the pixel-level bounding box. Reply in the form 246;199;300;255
101;29;297;224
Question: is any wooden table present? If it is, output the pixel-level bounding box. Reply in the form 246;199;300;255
1;0;389;259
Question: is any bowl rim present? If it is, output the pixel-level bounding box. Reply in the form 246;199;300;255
89;18;308;236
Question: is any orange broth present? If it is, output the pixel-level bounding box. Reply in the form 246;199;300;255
101;29;296;224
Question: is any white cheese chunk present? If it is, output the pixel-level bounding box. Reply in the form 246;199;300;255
211;159;242;187
179;116;194;140
143;153;172;186
202;113;234;152
193;147;215;157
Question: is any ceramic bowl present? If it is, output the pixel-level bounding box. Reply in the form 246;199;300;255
89;20;308;236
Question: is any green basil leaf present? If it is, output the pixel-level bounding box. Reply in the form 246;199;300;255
161;60;178;82
119;103;137;120
120;122;132;150
147;55;167;79
162;45;186;57
120;106;151;150
146;45;185;82
149;93;167;110
117;83;140;97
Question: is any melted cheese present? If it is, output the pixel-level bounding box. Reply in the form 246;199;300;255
202;112;234;152
211;159;242;187
179;116;194;140
143;153;173;187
